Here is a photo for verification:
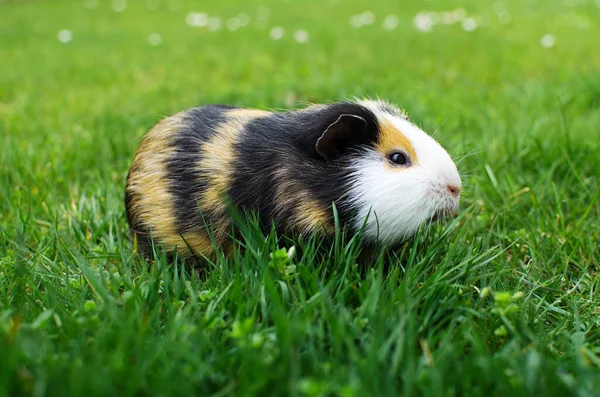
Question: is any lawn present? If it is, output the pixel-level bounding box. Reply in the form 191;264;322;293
1;0;600;395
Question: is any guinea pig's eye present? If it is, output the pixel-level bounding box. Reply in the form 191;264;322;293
388;152;409;166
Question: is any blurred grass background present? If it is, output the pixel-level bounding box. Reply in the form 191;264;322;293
1;0;600;396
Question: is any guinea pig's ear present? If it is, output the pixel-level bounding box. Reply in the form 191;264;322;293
315;114;368;161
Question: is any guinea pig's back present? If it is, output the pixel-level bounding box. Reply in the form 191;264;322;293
125;105;271;258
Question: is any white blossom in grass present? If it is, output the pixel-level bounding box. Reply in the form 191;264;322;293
112;0;127;13
226;18;241;31
350;15;362;28
461;18;477;32
269;26;284;40
256;7;270;28
429;12;441;25
492;1;511;25
350;11;375;28
237;13;250;26
186;12;208;28
382;15;399;31
452;8;467;21
207;17;221;32
498;11;511;25
148;33;162;46
359;11;375;26
287;246;296;260
284;91;297;107
413;11;434;32
293;29;309;43
442;11;456;25
57;29;73;44
540;34;556;48
83;0;98;9
257;6;270;21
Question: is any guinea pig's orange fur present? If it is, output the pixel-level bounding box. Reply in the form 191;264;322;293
376;118;419;169
196;109;270;242
127;113;213;256
272;165;334;235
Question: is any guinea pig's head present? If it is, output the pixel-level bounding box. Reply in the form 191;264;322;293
316;100;462;246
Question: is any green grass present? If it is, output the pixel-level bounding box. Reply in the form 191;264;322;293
1;0;600;395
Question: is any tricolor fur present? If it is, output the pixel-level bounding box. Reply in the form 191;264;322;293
125;99;461;258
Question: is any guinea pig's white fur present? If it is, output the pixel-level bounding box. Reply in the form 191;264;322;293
125;99;461;259
349;100;461;245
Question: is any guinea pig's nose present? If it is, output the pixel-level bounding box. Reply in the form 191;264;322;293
447;184;461;197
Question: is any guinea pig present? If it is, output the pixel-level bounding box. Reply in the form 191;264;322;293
125;99;462;259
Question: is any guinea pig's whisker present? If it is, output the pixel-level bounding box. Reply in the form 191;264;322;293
430;119;449;138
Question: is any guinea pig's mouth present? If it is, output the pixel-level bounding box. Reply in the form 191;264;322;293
430;207;456;222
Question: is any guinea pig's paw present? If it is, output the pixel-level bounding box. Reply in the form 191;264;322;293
430;206;457;222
